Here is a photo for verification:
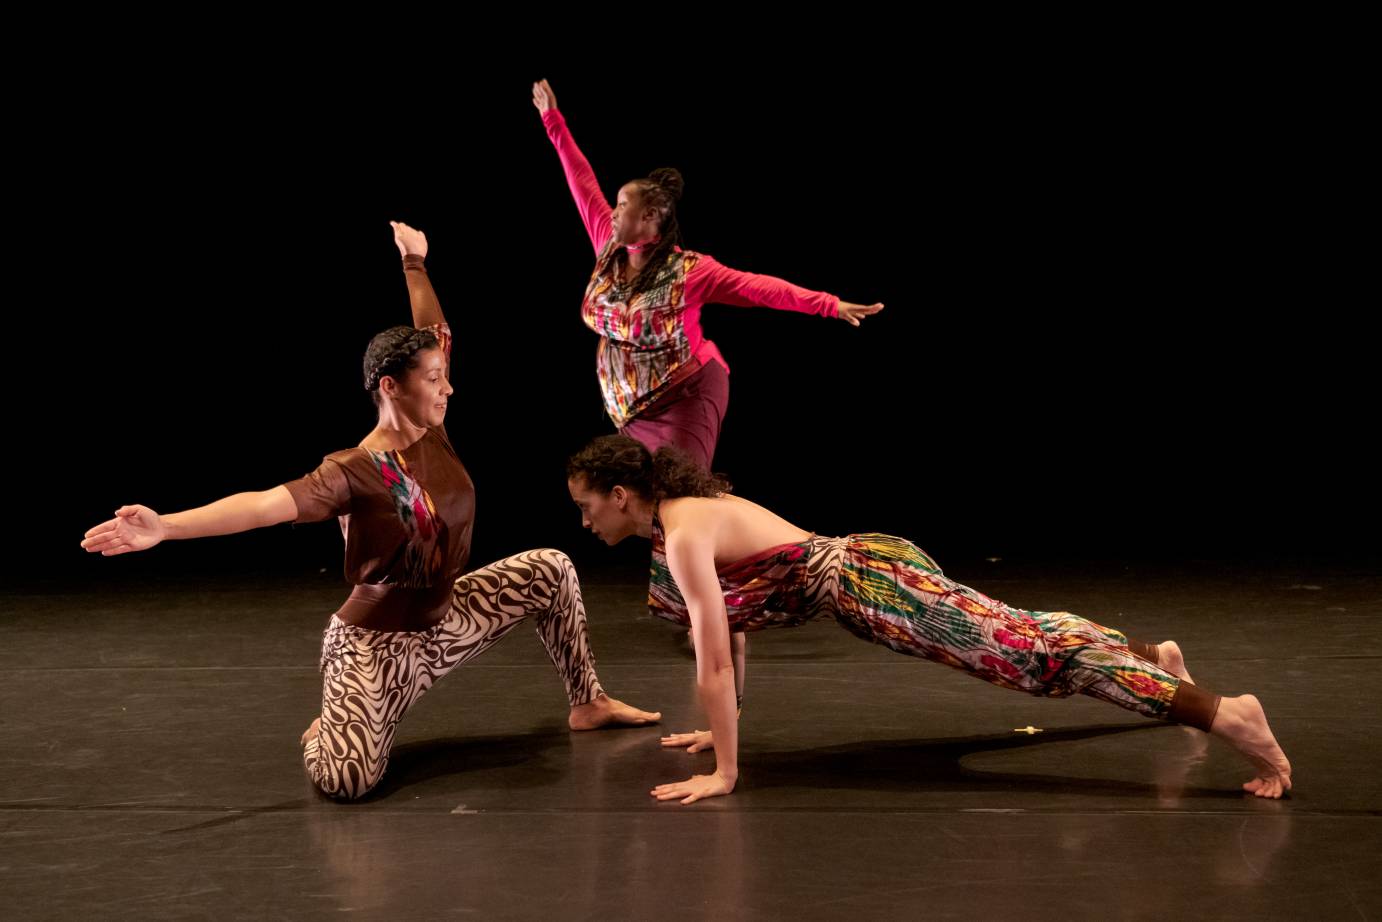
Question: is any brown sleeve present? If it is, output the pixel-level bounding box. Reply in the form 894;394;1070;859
403;254;446;331
282;457;351;523
403;254;452;380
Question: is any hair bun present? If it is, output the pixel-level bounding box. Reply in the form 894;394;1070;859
647;167;684;203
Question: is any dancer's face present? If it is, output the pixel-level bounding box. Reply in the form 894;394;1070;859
383;347;452;428
567;476;636;545
611;184;659;247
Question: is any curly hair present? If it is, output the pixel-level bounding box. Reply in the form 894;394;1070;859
566;434;730;501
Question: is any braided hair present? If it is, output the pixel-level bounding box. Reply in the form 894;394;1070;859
613;167;684;301
362;325;441;406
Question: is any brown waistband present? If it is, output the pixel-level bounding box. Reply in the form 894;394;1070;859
335;582;454;631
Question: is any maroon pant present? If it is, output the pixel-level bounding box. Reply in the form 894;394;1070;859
620;360;729;469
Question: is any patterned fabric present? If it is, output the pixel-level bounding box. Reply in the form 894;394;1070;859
303;548;604;800
648;514;1180;719
281;321;474;616
541;108;839;430
581;241;703;427
364;447;443;587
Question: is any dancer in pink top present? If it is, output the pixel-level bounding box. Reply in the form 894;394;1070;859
533;78;883;470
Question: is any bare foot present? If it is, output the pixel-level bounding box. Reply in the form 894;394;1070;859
1156;640;1194;684
300;717;321;747
1210;694;1293;798
569;694;661;731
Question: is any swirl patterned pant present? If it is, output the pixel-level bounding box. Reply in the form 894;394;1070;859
302;548;604;800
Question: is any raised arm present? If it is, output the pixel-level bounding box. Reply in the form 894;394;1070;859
391;221;452;377
392;222;444;328
533;79;613;254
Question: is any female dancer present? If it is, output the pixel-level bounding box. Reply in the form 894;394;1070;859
81;223;659;800
533;78;883;469
565;435;1292;805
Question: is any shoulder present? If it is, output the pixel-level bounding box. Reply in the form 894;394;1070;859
425;426;466;467
323;448;367;469
307;449;371;491
682;251;732;284
660;497;725;550
659;494;717;522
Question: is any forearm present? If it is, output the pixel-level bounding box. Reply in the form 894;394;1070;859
697;664;739;782
541;109;612;251
162;487;295;540
746;275;839;317
402;254;446;330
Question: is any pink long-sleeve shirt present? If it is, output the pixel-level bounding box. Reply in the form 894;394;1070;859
543;108;839;424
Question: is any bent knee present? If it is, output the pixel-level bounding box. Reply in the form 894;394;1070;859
304;750;385;801
530;547;574;570
528;548;579;586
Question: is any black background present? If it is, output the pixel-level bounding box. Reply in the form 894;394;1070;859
31;41;1371;586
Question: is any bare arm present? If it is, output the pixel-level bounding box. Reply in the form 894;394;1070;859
652;523;739;804
661;631;746;754
81;487;299;556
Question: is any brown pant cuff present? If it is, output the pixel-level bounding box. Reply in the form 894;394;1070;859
1125;637;1160;664
1166;679;1222;732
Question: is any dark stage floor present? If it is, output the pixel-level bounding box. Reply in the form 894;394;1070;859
2;558;1379;920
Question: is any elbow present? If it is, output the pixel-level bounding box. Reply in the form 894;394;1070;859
257;488;298;529
695;661;735;691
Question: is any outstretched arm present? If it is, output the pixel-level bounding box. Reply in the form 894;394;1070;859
692;254;884;326
81;487;298;556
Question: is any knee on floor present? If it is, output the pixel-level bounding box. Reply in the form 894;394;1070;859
305;753;384;802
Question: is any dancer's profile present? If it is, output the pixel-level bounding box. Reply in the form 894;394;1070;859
82;223;660;800
566;435;1292;805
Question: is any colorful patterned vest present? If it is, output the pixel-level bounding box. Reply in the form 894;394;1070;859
581;241;703;427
